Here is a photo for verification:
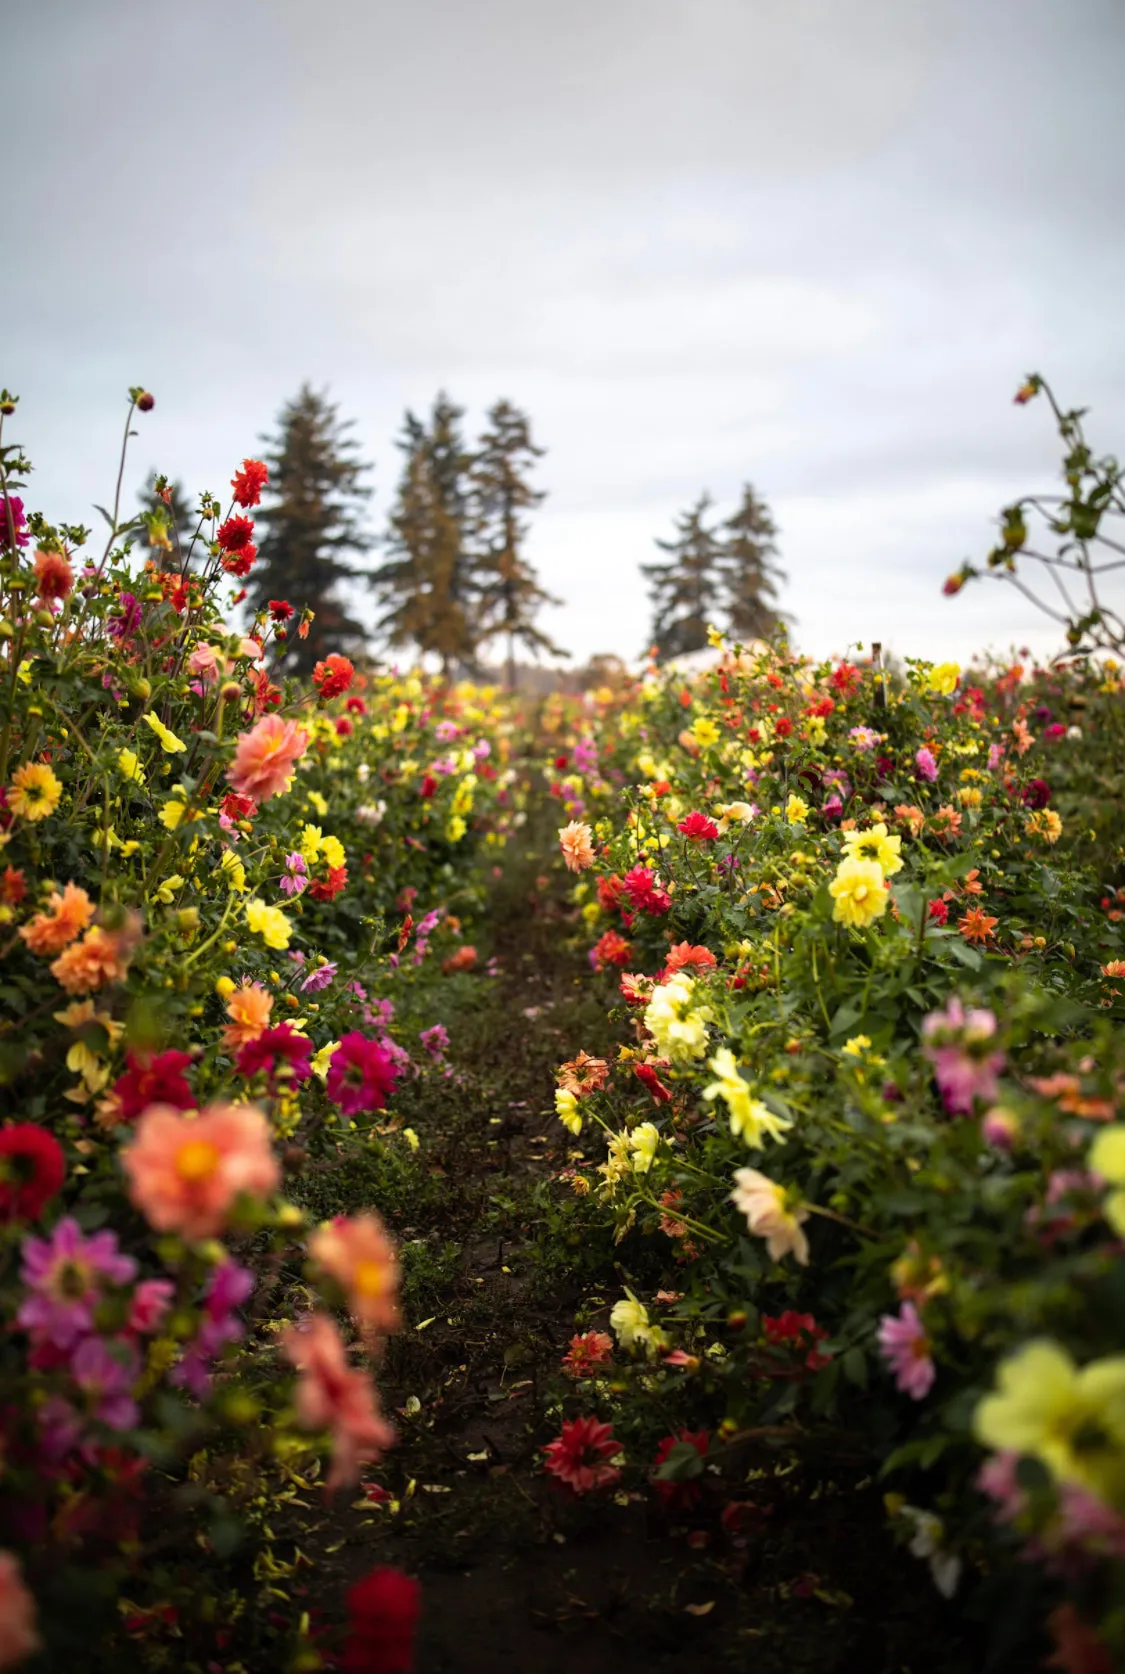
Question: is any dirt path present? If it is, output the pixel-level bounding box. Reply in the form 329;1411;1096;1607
285;835;977;1674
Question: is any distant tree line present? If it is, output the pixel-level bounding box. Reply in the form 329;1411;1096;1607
643;487;787;662
139;387;788;679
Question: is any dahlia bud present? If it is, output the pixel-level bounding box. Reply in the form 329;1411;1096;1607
726;1310;749;1332
942;573;964;597
220;1390;260;1425
981;1107;1020;1150
136;391;155;412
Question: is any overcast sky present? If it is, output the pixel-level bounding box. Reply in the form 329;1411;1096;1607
8;0;1125;668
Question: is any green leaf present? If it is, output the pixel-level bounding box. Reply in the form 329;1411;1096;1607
842;1347;868;1388
654;1440;707;1482
1015;1455;1051;1493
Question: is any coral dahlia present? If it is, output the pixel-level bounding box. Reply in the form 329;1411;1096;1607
543;1415;621;1494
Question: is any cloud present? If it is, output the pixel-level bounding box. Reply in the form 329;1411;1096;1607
4;0;1125;667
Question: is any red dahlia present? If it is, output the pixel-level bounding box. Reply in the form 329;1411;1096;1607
341;1566;420;1674
1;865;26;905
267;599;293;620
543;1415;621;1494
662;941;716;977
221;792;258;820
220;545;257;578
235;1024;313;1087
622;864;671;915
677;811;720;842
593;930;631;969
216;515;255;553
231;459;269;508
0;1124;66;1221
312;654;355;701
634;1061;672;1102
651;1429;709;1510
112;1049;195;1121
309;864;348;901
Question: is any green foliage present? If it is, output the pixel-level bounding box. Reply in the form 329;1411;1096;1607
0;389;525;1668
948;374;1125;659
534;641;1125;1665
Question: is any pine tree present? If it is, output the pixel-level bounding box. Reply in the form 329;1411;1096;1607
246;386;373;674
372;394;478;678
471;400;566;688
720;483;787;644
642;493;726;662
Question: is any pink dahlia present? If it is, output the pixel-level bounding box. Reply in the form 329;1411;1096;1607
326;1032;399;1116
677;811;720;841
18;1217;137;1349
877;1301;935;1400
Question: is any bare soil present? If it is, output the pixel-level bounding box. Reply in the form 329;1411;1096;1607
281;840;990;1674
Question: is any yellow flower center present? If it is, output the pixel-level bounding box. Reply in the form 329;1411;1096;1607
55;1258;92;1300
354;1259;388;1297
176;1139;221;1183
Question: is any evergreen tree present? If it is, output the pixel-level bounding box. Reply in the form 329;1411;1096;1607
246;386;373;674
372;394;478;678
471;400;566;688
642;493;726;662
720;483;787;643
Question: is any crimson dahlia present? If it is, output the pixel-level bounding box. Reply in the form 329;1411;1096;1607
112;1050;195;1122
0;1125;65;1221
326;1033;398;1116
340;1566;420;1674
236;1024;313;1087
651;1429;709;1510
622;864;671;915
